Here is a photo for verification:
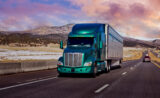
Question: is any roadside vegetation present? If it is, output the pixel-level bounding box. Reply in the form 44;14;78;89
0;44;63;52
148;51;160;62
0;44;63;62
0;45;146;63
123;47;145;61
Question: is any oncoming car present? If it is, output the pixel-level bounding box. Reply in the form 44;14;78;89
143;54;151;62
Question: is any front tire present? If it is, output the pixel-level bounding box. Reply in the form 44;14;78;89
58;73;64;77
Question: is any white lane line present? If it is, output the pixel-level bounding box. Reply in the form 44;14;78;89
17;79;38;84
25;79;38;82
94;84;109;93
135;62;142;67
17;75;58;84
0;77;57;91
130;67;133;70
122;72;127;75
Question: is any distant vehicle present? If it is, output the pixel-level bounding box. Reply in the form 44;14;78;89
143;54;151;62
57;23;123;77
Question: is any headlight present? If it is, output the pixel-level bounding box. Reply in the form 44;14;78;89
84;61;92;66
57;61;63;66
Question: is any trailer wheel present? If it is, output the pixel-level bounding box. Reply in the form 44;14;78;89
120;60;122;64
91;63;97;77
107;60;111;72
108;64;111;72
91;67;97;78
119;60;122;68
104;61;108;73
104;67;108;73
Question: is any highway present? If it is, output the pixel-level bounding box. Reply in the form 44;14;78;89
0;55;160;98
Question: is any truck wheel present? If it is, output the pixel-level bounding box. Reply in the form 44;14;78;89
104;61;108;73
108;64;111;72
58;73;64;77
91;67;97;78
107;60;111;72
104;67;108;73
119;60;122;68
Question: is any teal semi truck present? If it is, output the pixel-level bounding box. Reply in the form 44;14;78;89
57;23;123;76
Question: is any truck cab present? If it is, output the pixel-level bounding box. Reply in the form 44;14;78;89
57;23;123;76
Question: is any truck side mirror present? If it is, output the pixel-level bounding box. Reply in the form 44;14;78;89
100;41;103;49
60;40;63;49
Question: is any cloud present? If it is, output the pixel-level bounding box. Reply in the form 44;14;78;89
0;0;79;31
1;0;160;40
148;0;160;9
68;0;160;40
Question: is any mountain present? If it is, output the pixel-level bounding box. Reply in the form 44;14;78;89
0;24;74;35
25;24;74;35
0;24;159;48
0;32;158;48
123;37;155;48
0;32;68;46
152;39;160;46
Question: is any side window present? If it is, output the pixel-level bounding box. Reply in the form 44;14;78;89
101;33;105;43
94;38;97;48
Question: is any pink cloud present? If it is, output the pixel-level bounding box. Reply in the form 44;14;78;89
148;0;160;9
69;0;160;39
1;0;160;40
0;0;79;31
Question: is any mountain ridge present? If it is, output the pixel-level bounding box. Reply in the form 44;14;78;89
0;24;159;48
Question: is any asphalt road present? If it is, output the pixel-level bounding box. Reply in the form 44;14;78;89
0;56;160;98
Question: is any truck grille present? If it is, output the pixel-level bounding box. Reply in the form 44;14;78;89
64;53;83;67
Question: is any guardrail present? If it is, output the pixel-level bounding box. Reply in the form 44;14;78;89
0;61;57;75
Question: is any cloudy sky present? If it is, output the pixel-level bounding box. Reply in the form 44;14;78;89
0;0;160;40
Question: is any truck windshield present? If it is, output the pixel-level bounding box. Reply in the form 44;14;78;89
67;37;94;47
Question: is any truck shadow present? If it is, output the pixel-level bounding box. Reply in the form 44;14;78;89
111;65;121;70
58;66;121;78
58;74;95;78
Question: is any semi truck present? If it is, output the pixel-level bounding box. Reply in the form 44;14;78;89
57;23;123;76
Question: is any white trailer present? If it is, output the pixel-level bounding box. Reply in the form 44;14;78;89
105;24;123;67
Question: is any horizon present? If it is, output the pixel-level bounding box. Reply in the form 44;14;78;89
0;23;159;41
0;0;160;40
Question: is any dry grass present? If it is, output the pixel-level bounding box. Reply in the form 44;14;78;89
153;49;160;55
0;44;62;63
0;59;57;63
0;45;147;62
148;51;160;62
0;44;63;52
123;47;144;61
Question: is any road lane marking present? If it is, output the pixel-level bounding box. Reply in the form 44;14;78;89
17;75;58;84
94;84;109;93
151;61;160;69
26;79;38;82
0;77;57;91
38;75;58;80
130;67;133;70
135;62;142;67
17;79;38;84
94;61;142;94
122;72;127;75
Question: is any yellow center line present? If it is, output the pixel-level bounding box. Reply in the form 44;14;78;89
151;61;160;69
